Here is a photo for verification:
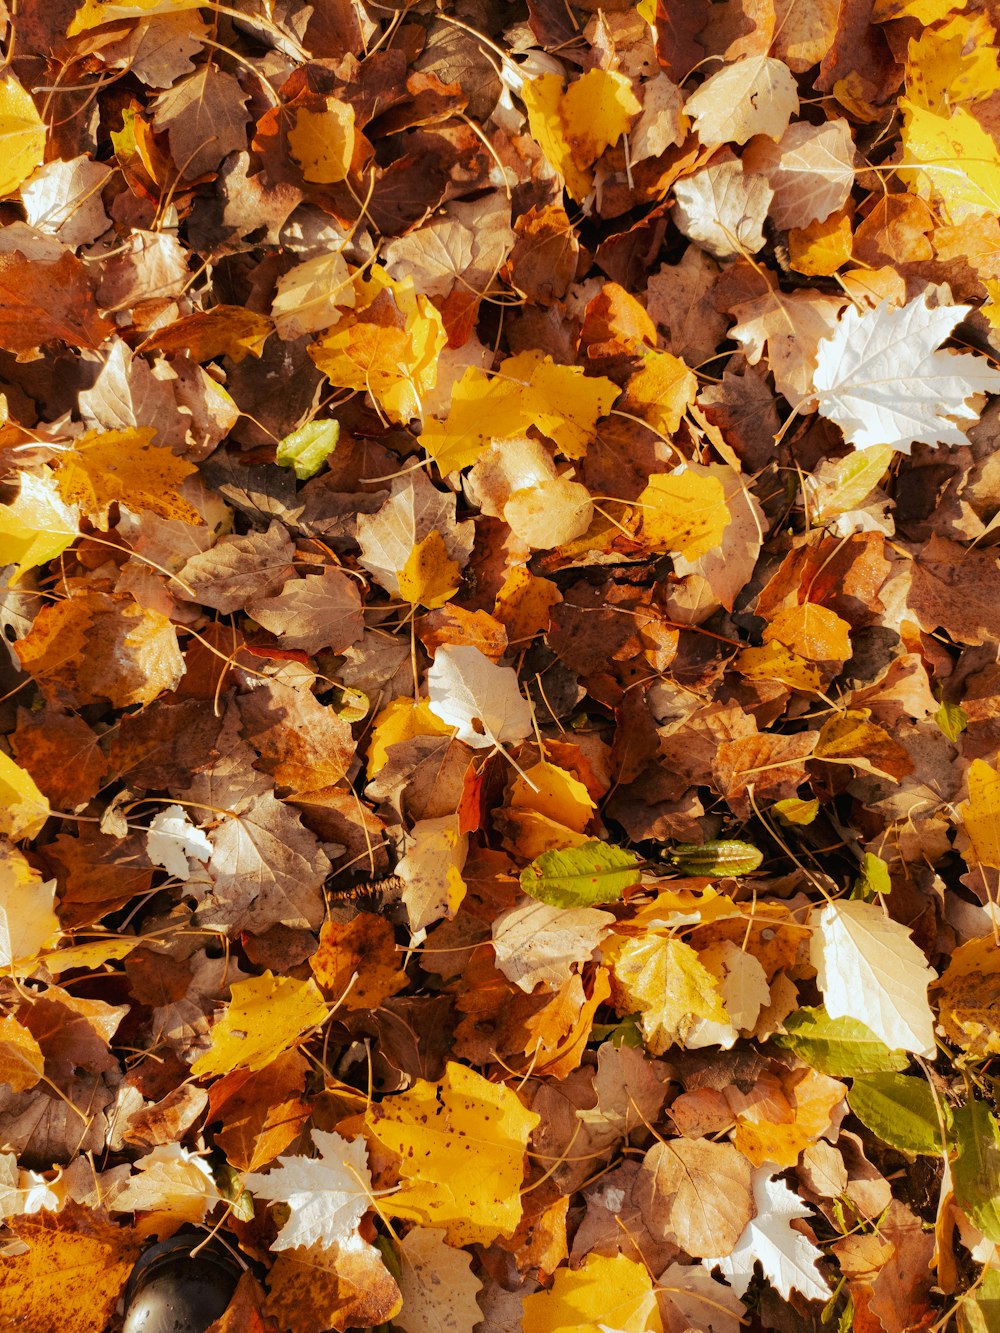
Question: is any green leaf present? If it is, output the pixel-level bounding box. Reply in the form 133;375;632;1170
775;1007;908;1077
851;852;891;901
276;418;340;480
668;840;763;876
952;1100;1000;1241
957;1264;1000;1333
848;1073;945;1156
935;700;968;742
519;840;643;908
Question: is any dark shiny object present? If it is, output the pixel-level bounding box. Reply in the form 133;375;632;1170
122;1233;243;1333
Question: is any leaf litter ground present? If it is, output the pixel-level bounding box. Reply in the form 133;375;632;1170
1;1;1000;1331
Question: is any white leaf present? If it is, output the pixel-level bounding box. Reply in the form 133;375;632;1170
813;291;1000;452
809;898;937;1057
426;644;533;750
111;1144;220;1226
492;898;613;993
673;158;773;260
146;804;212;879
244;1129;373;1251
395;1227;483;1333
21;156;113;249
656;1262;744;1333
703;1168;829;1303
685;57;798;147
397;813;469;933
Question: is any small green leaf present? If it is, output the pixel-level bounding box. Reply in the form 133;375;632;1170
520;840;643;908
589;1016;643;1049
668;840;763;876
956;1263;1000;1333
952;1100;1000;1242
775;1007;908;1078
277;419;340;480
935;700;968;742
773;797;819;826
848;1073;945;1156
851;852;891;901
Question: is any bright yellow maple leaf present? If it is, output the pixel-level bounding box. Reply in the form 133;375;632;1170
961;758;1000;869
289;100;356;184
606;933;727;1054
366;697;455;776
421;353;618;473
396;530;462;608
522;70;641;201
366;1061;539;1245
522;1253;663;1333
906;14;1000;114
636;469;731;559
0;470;78;583
899;100;1000;222
310;272;446;424
0;76;46;199
54;427;201;528
191;972;329;1078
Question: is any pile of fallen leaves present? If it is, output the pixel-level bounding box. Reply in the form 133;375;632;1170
2;0;1000;1329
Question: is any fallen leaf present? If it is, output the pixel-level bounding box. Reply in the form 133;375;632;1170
191;972;328;1078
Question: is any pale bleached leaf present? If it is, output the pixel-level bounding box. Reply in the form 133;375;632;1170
427;645;533;751
244;1129;373;1251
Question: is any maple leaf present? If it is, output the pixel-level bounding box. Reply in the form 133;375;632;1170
813;291;1000;451
703;1168;829;1303
367;1061;539;1246
245;1129;373;1250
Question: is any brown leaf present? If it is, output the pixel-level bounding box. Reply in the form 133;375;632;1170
638;1137;755;1258
153;67;250;180
0;250;111;353
246;567;364;655
209;1049;312;1172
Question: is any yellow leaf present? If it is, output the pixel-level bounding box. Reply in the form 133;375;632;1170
397;530;462;608
636;470;731;559
961;758;1000;869
522;1253;663;1333
509;763;596;833
773;797;820;825
0;76;45;199
873;0;965;20
936;934;1000;1058
899;100;1000;222
0;470;78;584
906;14;1000;113
606;934;727;1055
55;427;201;529
523;72;641;202
788;206;854;276
734;641;823;692
522;74;592;202
814;710;914;781
366;697;455;776
620;350;698;437
191;971;329;1078
310;275;446;424
493;567;563;640
763;602;852;662
0;754;50;842
69;0;205;34
0;1014;44;1091
139;306;273;363
367;1061;540;1245
289;100;356;184
0;840;60;973
421;353;618;472
35;937;139;974
810;444;894;522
